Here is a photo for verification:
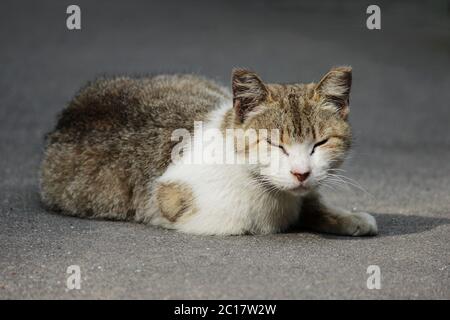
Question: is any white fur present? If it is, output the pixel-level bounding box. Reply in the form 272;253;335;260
151;101;302;235
148;100;374;236
346;212;378;236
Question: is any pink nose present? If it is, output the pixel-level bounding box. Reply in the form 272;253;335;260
291;170;310;182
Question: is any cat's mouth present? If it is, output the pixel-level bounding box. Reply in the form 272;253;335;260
251;171;314;195
287;184;312;195
291;185;308;191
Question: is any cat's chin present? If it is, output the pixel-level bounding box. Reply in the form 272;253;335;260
286;185;313;196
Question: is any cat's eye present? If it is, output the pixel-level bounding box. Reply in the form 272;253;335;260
266;139;288;155
311;139;329;155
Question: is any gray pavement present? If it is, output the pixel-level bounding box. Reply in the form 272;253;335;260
0;0;449;299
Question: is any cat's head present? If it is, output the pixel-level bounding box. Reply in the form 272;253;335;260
231;67;352;195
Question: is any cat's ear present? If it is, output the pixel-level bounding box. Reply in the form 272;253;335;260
232;68;269;122
314;66;352;119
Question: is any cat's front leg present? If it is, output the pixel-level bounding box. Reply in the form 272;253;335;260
299;192;378;236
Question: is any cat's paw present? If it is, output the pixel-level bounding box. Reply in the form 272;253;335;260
342;212;378;236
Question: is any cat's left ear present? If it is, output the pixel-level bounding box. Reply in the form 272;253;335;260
314;66;352;119
232;68;269;123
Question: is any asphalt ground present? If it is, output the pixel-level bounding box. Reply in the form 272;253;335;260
0;0;449;299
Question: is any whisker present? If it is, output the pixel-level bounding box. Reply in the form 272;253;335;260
325;171;373;197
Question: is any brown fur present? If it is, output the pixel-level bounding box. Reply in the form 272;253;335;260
155;182;196;222
40;75;229;220
40;67;353;226
223;68;352;163
300;191;376;236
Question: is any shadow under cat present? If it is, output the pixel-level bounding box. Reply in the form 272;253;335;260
295;213;450;239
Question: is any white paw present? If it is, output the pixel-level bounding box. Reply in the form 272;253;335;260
344;212;378;236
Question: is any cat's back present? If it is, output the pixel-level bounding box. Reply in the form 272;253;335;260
40;74;230;220
49;74;230;143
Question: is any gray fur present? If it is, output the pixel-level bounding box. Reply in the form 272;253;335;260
40;74;230;220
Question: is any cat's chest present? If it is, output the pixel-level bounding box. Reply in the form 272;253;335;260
161;163;301;234
200;167;301;233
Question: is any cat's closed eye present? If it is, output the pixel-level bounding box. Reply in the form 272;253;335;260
311;139;329;155
266;138;288;155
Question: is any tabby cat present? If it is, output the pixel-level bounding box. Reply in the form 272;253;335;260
40;67;377;236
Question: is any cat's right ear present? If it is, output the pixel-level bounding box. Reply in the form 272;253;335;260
232;68;269;123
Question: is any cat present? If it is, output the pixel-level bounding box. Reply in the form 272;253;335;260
40;67;377;236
